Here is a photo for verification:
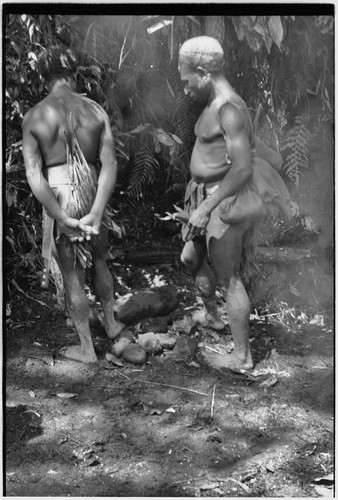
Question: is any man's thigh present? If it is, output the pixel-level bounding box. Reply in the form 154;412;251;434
181;238;208;271
206;208;251;285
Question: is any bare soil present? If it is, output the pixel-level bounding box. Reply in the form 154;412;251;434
5;255;334;497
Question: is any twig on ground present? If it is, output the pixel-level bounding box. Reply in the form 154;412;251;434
205;345;223;354
211;385;216;419
11;279;53;310
226;477;251;494
133;379;208;396
61;433;85;446
313;260;333;284
294;434;312;444
113;369;131;381
25;354;51;365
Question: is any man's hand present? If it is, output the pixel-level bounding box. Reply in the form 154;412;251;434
58;216;94;243
78;212;101;237
186;206;210;241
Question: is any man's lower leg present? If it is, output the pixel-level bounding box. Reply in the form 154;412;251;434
61;293;97;363
93;259;124;339
225;277;253;368
194;261;225;330
201;277;253;371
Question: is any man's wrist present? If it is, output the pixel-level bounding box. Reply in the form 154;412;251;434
55;211;69;226
200;199;214;215
89;208;103;220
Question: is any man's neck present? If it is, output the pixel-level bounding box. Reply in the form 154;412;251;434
49;78;75;94
211;75;234;101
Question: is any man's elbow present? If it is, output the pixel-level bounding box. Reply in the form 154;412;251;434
26;168;41;189
241;165;253;184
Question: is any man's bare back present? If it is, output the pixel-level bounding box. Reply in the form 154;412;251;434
27;87;105;168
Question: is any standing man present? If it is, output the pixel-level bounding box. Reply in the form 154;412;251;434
22;46;124;363
178;37;292;371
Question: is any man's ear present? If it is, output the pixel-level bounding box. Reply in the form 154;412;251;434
196;66;208;79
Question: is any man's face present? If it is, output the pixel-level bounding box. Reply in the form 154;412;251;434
178;61;211;103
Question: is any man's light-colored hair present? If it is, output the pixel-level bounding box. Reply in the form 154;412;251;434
179;36;224;73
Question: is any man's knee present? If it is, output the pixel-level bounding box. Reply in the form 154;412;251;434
66;288;89;315
224;277;250;313
181;247;198;270
196;275;214;298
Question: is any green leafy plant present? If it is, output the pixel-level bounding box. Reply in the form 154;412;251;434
280;116;312;185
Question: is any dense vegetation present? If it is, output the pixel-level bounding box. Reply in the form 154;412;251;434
5;13;333;295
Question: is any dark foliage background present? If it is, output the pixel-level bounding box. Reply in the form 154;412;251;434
5;14;333;295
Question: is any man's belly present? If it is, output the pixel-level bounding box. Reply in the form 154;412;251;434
190;139;231;182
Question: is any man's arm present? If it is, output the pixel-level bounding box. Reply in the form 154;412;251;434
79;110;118;232
200;103;252;213
187;103;253;233
22;113;88;239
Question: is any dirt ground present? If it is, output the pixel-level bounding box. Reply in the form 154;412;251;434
5;247;334;497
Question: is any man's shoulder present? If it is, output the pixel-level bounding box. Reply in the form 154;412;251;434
79;94;105;114
22;101;48;128
219;100;246;131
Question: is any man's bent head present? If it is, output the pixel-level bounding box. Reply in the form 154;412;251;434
179;36;224;74
37;46;77;82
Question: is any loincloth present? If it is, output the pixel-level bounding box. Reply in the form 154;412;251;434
182;159;294;277
42;167;98;270
182;158;293;241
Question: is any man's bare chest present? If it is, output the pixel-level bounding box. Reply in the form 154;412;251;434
194;107;224;143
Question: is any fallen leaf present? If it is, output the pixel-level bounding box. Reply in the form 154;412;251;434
265;461;275;473
259;375;278;388
149;408;163;415
121;433;127;440
104;465;119;474
208;331;221;341
56;392;78;399
313;473;334;485
29;390;36;399
165;407;176;413
105;353;124;367
199;481;220;490
187;361;200;368
313;485;334;497
85;457;100;467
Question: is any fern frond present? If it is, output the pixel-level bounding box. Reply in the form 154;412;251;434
174;91;202;150
280;116;312;185
127;146;158;198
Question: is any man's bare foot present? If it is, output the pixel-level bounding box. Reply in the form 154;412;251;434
105;320;125;340
192;309;226;330
200;350;254;372
59;345;97;363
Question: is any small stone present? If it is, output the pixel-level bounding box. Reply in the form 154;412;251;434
172;336;198;359
154;333;178;350
111;338;130;357
119;329;134;341
136;332;162;354
122;344;147;365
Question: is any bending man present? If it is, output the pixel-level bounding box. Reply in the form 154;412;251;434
178;37;292;371
22;46;123;363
